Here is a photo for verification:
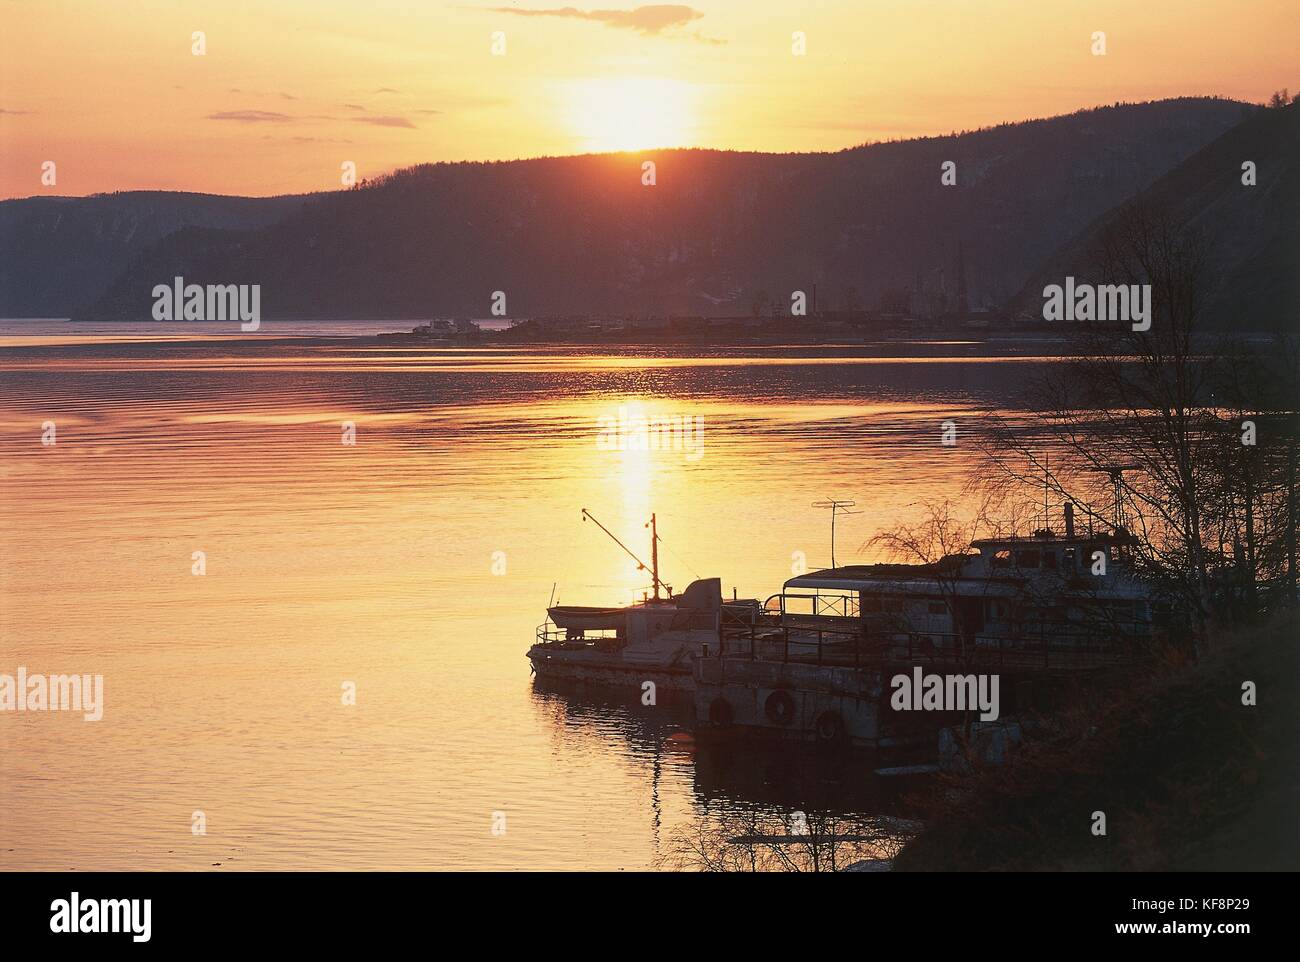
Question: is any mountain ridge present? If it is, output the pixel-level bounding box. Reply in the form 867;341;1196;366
1014;100;1300;329
0;97;1259;322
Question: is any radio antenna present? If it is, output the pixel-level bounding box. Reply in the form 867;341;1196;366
811;498;861;569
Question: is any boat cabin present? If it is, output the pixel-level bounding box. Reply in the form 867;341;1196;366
769;529;1158;650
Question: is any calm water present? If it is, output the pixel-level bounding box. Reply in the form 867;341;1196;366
0;328;1061;869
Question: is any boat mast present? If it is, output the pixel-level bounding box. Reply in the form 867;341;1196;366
649;513;661;601
580;508;671;599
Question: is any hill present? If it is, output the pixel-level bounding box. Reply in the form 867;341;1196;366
61;98;1252;322
0;191;306;318
1015;101;1299;330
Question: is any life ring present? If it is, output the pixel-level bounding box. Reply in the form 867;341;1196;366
815;710;845;743
764;689;797;726
708;697;733;725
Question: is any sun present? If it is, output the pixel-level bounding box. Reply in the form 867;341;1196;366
566;77;697;153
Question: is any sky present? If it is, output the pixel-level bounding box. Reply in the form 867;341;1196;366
0;0;1296;198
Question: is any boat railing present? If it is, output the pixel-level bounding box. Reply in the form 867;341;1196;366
535;606;730;645
762;592;860;619
534;622;620;646
713;619;1147;671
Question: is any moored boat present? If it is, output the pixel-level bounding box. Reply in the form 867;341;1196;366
527;510;759;692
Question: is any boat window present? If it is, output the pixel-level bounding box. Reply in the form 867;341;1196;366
1015;549;1040;568
1062;548;1076;568
1043;551;1057;570
990;549;1012;568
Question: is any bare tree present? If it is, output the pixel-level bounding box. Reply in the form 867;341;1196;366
977;202;1298;638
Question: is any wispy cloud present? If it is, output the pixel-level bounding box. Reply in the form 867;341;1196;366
0;108;32;115
207;110;295;123
485;4;708;38
228;88;298;100
206;108;416;129
354;115;417;129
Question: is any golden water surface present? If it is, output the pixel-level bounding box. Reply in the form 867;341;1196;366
0;334;1058;870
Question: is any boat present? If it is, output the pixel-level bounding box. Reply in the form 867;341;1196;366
692;502;1167;748
759;505;1163;667
527;510;759;692
534;501;1165;743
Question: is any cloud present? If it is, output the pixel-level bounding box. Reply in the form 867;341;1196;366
207;110;295;123
228;88;298;100
485;4;705;37
374;87;400;94
0;108;32;115
354;115;417;128
205;106;417;128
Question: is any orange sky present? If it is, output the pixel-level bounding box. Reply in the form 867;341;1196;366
1;0;1295;199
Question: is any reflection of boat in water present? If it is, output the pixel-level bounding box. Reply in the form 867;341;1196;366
526;679;913;814
527;510;759;692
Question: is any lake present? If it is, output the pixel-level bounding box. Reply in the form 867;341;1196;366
0;326;1063;869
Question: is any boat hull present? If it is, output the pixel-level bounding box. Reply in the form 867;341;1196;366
527;645;695;692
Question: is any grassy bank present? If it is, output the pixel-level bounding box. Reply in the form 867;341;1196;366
893;613;1300;871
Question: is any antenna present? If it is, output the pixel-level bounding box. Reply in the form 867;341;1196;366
581;508;671;599
811;498;861;568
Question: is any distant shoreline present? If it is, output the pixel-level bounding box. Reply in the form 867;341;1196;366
1;319;1283;353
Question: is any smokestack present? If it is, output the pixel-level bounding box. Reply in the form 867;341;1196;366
1064;502;1075;538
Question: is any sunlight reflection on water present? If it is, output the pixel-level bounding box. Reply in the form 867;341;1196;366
0;337;1058;869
